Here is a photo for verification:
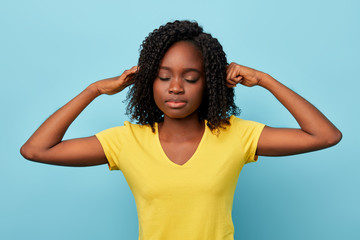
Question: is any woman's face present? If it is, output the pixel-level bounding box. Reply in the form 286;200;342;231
153;41;205;120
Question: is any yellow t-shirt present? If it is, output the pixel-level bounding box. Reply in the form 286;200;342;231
95;115;265;240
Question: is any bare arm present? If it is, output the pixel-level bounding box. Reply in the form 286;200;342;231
20;66;138;166
226;62;342;156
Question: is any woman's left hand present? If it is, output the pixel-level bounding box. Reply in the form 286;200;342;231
226;62;266;88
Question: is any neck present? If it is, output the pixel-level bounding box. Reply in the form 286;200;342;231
158;113;205;141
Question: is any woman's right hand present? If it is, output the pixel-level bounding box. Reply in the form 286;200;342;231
92;66;138;95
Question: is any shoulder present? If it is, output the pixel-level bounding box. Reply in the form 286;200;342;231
213;115;264;130
218;115;266;138
96;121;153;139
124;121;154;133
230;115;264;128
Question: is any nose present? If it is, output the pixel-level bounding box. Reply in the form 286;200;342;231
168;78;184;94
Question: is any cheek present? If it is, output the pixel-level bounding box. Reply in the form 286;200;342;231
152;81;163;106
195;83;206;102
196;91;204;105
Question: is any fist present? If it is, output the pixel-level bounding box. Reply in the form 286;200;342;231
226;62;265;88
92;66;138;95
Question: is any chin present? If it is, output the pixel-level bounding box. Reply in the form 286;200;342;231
163;109;199;120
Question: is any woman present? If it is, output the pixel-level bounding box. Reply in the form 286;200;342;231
20;20;342;240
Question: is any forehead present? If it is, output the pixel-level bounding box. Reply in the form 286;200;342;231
159;41;204;70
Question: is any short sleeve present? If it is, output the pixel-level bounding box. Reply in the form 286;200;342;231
231;116;266;164
95;124;129;171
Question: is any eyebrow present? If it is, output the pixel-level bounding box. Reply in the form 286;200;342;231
159;66;202;74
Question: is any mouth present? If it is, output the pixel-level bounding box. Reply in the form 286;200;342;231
165;100;187;108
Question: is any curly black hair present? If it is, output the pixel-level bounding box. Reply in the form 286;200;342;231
125;20;240;133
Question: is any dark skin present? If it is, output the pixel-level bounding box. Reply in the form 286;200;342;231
153;41;206;165
226;62;342;156
20;41;341;166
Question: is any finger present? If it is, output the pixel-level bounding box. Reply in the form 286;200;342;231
231;63;241;80
130;66;138;72
226;83;236;88
124;68;137;76
125;72;136;81
120;69;136;82
124;66;137;74
227;78;237;85
131;65;139;71
233;76;243;83
226;62;235;74
228;67;237;81
233;64;243;79
123;77;135;87
226;64;231;74
226;66;233;79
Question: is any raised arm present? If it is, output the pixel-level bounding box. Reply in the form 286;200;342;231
20;66;138;166
226;62;342;156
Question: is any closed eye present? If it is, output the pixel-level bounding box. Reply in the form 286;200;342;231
159;77;170;81
185;78;199;83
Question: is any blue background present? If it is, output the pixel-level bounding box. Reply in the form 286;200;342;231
1;0;359;239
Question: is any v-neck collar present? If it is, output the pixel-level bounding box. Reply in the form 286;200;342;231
155;120;208;168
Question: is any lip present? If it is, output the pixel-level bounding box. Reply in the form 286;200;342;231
165;99;187;108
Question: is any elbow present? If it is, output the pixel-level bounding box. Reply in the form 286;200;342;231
20;144;32;160
20;144;39;161
324;130;343;147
